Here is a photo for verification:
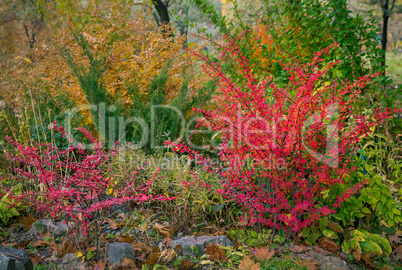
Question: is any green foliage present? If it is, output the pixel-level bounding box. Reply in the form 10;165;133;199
0;192;20;224
126;63;215;151
342;229;392;260
228;228;272;247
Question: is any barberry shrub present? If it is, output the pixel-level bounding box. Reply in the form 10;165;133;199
187;38;399;233
4;122;173;240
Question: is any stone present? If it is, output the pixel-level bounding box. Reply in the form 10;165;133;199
0;246;33;270
58;253;86;270
106;242;136;266
28;219;68;236
306;250;350;270
170;235;233;257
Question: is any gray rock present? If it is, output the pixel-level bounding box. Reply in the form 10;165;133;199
170;235;233;257
58;253;86;270
28;219;67;236
306;250;350;270
106;242;136;266
0;246;33;270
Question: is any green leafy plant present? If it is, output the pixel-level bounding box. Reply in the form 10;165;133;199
0;192;20;224
342;229;392;260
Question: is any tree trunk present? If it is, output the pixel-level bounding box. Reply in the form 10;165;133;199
381;0;389;67
153;0;170;25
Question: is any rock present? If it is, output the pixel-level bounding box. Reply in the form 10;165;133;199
57;253;86;270
28;219;67;236
0;246;33;270
170;235;233;257
106;242;136;266
306;250;350;270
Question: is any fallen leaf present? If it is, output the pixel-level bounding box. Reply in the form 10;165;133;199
313;245;334;256
56;239;77;257
144;249;160;267
131;241;150;253
121;257;136;267
289;245;309;253
318;237;339;253
205;243;227;262
238;256;261;270
117;234;134;243
388;234;402;245
174;244;182;255
352;248;361;262
105;218;119;230
93;260;106;270
30;254;42;266
154;223;174;238
18;213;37;231
178;259;195;270
361;254;377;268
392;245;402;261
252;245;275;261
32;240;47;247
162;237;172;247
158;248;176;264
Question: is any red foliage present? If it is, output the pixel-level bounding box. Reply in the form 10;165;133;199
181;36;399;232
5;123;174;236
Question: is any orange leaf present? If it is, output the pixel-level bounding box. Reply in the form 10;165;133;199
238;256;261;270
178;259;195;270
18;213;37;231
30;254;43;266
205;243;227;262
317;237;339;253
252;245;275;261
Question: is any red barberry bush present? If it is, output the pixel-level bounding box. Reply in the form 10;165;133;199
184;37;399;233
4;122;173;240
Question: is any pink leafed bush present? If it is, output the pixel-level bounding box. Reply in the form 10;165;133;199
5;122;174;236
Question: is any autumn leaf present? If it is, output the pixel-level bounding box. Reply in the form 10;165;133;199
178;259;195;270
158;248;176;264
93;260;106;270
174;244;182;255
117;234;134;243
239;256;261;270
144;249;161;267
388;234;402;245
18;213;37;231
30;254;42;266
289;245;309;253
32;240;48;247
154;222;174;238
56;239;77;257
313;245;334;256
317;237;339;253
252;245;275;261
392;245;402;261
361;254;377;268
121;257;136;267
131;241;150;253
205;243;227;262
